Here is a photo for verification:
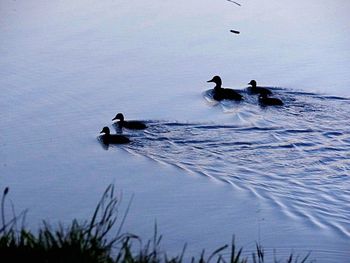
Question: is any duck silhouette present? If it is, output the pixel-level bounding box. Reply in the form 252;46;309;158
207;76;242;101
112;113;147;130
99;127;130;144
247;80;272;96
258;93;283;106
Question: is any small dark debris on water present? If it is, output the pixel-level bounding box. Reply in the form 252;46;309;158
230;30;240;34
226;0;241;6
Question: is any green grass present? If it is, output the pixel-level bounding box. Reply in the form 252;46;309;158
0;186;311;263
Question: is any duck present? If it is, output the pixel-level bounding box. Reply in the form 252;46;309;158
247;80;272;96
112;113;147;130
99;127;130;144
258;93;284;106
207;76;242;101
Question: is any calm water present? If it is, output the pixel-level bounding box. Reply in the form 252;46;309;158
1;0;350;261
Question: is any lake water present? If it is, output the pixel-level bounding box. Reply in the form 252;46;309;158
1;0;349;262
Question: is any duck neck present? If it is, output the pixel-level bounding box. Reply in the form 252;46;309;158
118;120;125;127
213;81;222;90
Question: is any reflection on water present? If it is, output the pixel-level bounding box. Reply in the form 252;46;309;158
116;89;350;238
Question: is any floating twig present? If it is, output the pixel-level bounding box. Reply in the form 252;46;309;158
230;29;240;34
227;0;241;6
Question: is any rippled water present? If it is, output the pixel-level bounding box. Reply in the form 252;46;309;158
110;88;350;238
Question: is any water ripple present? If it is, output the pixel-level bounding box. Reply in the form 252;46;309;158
123;90;350;238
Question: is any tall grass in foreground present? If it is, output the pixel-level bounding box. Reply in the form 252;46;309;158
0;186;311;263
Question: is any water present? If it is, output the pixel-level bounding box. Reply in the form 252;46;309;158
122;88;350;238
1;0;350;262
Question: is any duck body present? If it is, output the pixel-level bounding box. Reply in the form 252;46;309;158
258;94;284;106
247;80;272;96
116;120;147;130
207;76;242;101
213;86;243;101
100;127;130;144
112;113;147;130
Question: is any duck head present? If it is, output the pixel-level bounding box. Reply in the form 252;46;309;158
112;113;124;122
259;93;268;100
100;126;110;135
248;80;257;87
207;76;222;87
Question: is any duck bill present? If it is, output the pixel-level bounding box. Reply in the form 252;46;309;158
100;130;104;134
207;78;214;83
